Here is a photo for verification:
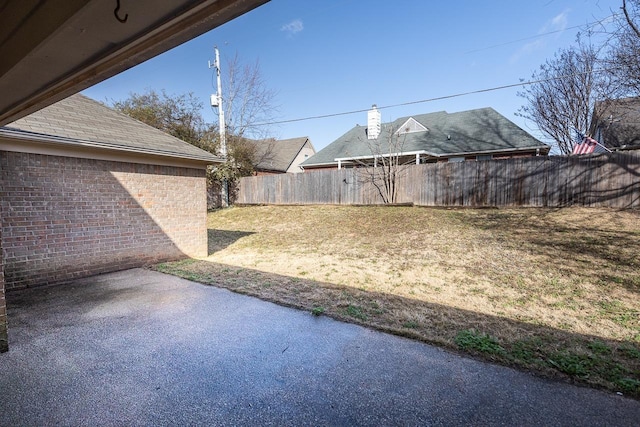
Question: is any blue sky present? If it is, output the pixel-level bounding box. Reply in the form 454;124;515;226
83;0;620;152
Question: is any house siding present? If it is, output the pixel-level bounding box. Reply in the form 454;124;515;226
0;151;208;290
286;141;316;173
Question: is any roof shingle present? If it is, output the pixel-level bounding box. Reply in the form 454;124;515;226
302;107;549;167
252;137;311;172
1;93;221;163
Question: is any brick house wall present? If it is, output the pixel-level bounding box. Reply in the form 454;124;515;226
0;220;6;352
0;151;208;290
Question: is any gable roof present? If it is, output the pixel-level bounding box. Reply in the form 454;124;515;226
396;117;428;134
593;97;640;150
301;107;549;167
0;93;221;164
252;137;313;172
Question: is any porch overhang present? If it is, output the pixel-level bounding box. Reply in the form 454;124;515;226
0;0;269;126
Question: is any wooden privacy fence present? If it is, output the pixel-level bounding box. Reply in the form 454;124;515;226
236;153;640;208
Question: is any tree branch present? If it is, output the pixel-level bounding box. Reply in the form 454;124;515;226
623;0;640;38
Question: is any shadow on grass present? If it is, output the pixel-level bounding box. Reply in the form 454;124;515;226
153;258;640;398
207;229;255;256
460;209;640;294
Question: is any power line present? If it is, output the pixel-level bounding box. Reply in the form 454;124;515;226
465;24;583;54
465;13;620;54
250;68;615;127
212;10;620;130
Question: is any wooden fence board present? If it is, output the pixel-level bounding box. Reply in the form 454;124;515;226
235;153;640;209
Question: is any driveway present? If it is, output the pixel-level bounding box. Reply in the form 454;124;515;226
1;268;638;426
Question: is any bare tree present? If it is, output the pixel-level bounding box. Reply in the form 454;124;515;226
113;53;278;172
623;0;640;38
348;125;413;204
207;54;278;206
205;53;279;190
221;53;278;140
113;52;278;208
606;0;640;95
517;42;617;154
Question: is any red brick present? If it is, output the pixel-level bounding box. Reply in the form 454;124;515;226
0;217;6;353
1;151;208;290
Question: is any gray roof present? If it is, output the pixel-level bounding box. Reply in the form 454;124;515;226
593;97;640;150
253;136;311;172
1;93;221;163
301;107;549;167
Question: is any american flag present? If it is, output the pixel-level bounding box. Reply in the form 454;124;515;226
571;135;599;155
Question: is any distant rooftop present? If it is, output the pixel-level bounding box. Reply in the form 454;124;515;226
593;97;640;150
302;107;549;167
252;136;312;172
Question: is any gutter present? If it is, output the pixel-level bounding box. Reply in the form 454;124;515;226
333;146;550;168
304;144;550;170
441;145;551;157
0;127;222;164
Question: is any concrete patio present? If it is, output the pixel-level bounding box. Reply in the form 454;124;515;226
1;268;638;426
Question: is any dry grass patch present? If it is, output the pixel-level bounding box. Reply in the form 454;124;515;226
154;205;640;396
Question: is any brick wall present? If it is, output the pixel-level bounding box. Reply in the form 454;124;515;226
0;152;208;290
0;217;6;352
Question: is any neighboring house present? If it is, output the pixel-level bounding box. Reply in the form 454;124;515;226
208;137;315;208
0;93;221;291
301;106;549;170
591;97;640;152
252;137;315;175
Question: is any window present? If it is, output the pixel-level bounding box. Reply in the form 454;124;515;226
448;156;465;163
476;154;493;161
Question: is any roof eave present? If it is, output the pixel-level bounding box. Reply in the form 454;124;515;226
310;144;550;167
255;168;287;173
440;145;551;157
300;160;339;168
335;150;432;162
0;128;222;167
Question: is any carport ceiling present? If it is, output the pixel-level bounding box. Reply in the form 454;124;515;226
0;0;268;126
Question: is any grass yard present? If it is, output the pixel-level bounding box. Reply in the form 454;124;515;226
154;205;640;397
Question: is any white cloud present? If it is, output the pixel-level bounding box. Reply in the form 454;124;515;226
281;19;304;36
544;10;569;33
510;9;570;64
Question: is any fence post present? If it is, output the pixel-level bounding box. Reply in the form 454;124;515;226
234;155;640;209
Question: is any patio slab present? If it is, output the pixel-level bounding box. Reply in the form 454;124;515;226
1;268;638;426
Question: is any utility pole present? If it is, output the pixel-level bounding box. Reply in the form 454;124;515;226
209;46;228;207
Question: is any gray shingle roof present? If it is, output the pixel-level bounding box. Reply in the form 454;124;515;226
253;136;311;172
301;108;549;167
1;93;221;163
593;97;640;150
